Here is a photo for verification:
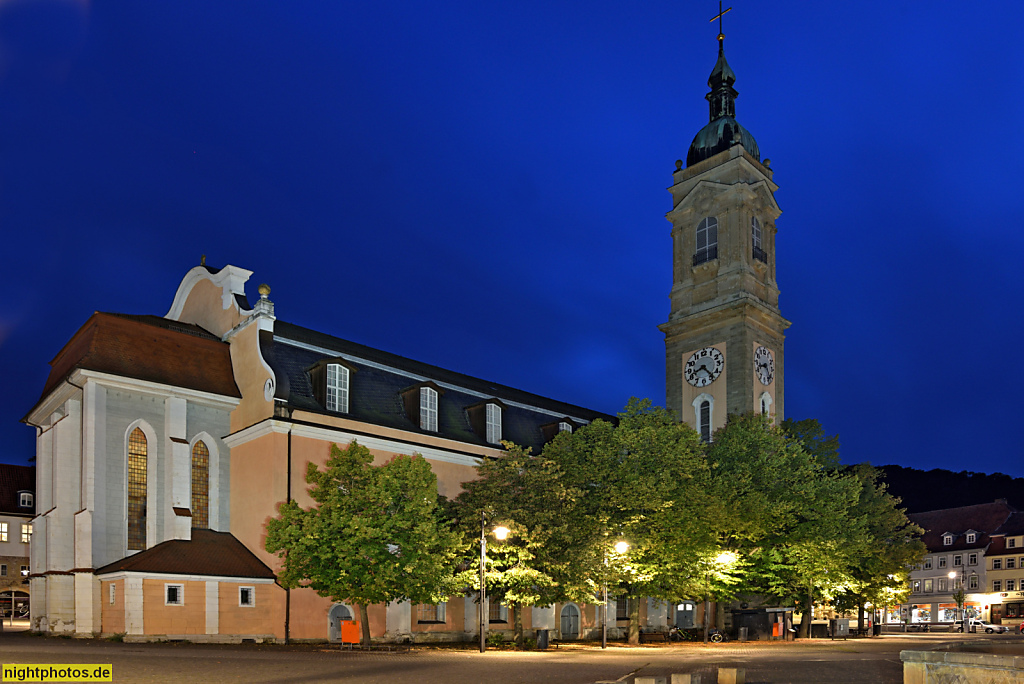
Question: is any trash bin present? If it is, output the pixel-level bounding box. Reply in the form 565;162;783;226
872;624;881;636
536;629;549;650
738;626;748;642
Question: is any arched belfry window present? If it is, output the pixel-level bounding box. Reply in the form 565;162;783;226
760;392;774;419
127;427;148;551
751;216;766;263
694;217;718;266
191;440;210;529
692;393;714;443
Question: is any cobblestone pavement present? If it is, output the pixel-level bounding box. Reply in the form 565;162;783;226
2;632;1020;683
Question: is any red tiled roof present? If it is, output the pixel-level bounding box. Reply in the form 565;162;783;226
0;464;35;515
94;529;275;579
909;501;1015;553
29;313;240;413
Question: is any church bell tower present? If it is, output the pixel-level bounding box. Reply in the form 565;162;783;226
659;17;790;439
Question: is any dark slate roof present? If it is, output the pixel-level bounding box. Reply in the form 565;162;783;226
992;511;1024;542
0;464;35;516
909;501;1016;553
94;529;275;579
27;312;240;417
263;320;614;453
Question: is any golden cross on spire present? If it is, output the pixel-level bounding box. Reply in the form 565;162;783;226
710;1;732;45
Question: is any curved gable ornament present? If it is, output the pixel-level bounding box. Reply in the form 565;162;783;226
165;265;254;337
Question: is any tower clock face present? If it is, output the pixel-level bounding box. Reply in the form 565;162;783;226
685;347;724;387
755;346;775;385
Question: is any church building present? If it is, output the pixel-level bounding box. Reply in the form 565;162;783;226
24;19;786;643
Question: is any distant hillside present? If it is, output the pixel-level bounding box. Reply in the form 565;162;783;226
877;465;1024;514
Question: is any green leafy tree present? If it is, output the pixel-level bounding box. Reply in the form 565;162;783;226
708;413;868;636
265;442;462;646
543;399;713;645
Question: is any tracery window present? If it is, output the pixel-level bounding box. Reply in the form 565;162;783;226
191;440;210;529
127;427;148;551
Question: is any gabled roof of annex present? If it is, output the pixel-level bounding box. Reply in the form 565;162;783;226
94;529;274;579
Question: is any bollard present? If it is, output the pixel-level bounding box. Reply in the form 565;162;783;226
718;668;745;684
670;675;701;684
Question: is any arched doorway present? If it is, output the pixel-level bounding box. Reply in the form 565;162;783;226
328;603;354;643
559;604;580;640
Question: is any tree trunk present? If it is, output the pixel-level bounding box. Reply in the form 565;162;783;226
798;588;813;638
513;602;524;648
628;595;640;645
358;603;371;647
857;600;865;634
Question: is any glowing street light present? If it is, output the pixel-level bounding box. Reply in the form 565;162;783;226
480;515;512;653
603;540;630;649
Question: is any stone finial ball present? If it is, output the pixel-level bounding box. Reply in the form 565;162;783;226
258;283;271;297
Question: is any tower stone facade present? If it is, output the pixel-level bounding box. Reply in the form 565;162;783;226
660;39;789;438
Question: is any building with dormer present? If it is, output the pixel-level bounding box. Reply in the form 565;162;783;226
0;463;35;617
900;501;1014;626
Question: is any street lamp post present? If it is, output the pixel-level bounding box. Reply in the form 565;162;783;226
479;512;509;653
704;551;737;644
602;540;630;649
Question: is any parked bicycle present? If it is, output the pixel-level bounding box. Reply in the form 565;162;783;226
708;628;728;643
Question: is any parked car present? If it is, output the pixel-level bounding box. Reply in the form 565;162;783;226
953;619;1009;634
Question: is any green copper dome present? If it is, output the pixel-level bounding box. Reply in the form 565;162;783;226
687;117;760;167
685;46;760;167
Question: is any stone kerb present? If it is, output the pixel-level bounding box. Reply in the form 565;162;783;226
901;649;1024;683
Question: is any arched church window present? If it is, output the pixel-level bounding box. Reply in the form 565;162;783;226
699;400;711;442
694;217;718;265
191;440;210;529
127;428;147;551
752;216;767;263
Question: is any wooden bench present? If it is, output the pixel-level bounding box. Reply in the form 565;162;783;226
639;631;669;643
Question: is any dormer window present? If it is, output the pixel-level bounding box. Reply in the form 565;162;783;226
400;381;445;433
693;217;718;266
485;403;502;444
1010;538;1017;549
966;532;976;544
420;387;438;432
943;534;953;546
558;422;572;433
310;358;357;413
541;417;576;443
326;363;350;413
18;492;33;508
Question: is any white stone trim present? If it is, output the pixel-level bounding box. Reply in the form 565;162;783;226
692;393;714;440
95;570;275;584
125;576;143;635
165;265;253;320
224;419;489;468
205;582;218;635
275;337;596;423
78;370;240;410
238;585;255;607
164;582;184;606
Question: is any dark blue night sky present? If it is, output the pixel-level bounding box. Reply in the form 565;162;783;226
2;1;1022;475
